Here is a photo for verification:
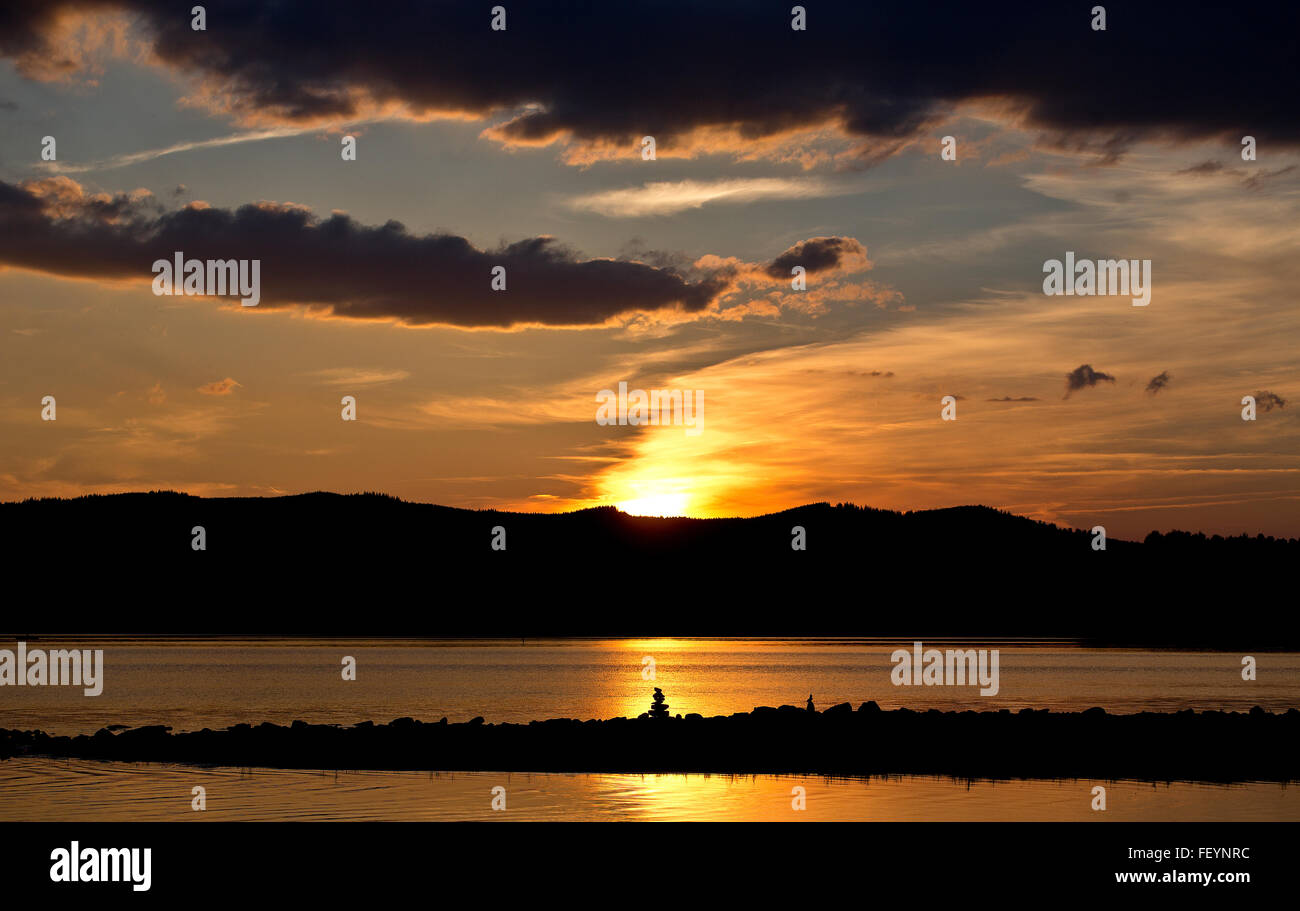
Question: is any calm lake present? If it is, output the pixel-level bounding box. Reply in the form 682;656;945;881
2;758;1296;822
2;638;1296;821
3;638;1295;734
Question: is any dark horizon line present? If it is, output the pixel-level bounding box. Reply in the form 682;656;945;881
6;487;1296;543
2;635;1292;652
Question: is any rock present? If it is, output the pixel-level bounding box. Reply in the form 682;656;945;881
121;725;171;740
858;701;882;713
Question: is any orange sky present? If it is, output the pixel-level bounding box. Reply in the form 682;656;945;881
1;9;1298;539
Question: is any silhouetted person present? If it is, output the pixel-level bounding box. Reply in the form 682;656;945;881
806;694;815;712
648;687;670;720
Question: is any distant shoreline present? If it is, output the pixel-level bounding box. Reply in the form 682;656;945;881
1;636;1293;651
5;704;1297;784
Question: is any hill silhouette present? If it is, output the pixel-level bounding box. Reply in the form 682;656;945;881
1;491;1294;644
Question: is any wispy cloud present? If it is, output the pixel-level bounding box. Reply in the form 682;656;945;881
35;126;329;174
301;367;411;387
567;177;842;217
1145;371;1171;395
197;377;241;396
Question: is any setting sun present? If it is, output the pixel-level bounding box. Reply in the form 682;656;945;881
616;493;690;517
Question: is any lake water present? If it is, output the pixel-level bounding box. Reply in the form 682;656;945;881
2;638;1295;735
2;758;1295;821
3;638;1296;821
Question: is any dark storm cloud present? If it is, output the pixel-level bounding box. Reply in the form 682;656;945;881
987;396;1038;402
766;237;864;279
1145;371;1171;394
0;179;732;328
1064;364;1116;398
1;1;1296;156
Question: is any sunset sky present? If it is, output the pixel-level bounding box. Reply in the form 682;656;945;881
1;2;1297;538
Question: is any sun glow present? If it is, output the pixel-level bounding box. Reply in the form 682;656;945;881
616;492;690;517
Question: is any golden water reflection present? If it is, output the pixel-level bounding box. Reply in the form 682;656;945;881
3;758;1294;822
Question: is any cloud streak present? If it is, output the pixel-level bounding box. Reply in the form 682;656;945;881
566;177;842;217
35;126;327;174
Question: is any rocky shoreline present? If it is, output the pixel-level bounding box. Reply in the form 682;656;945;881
3;703;1296;783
